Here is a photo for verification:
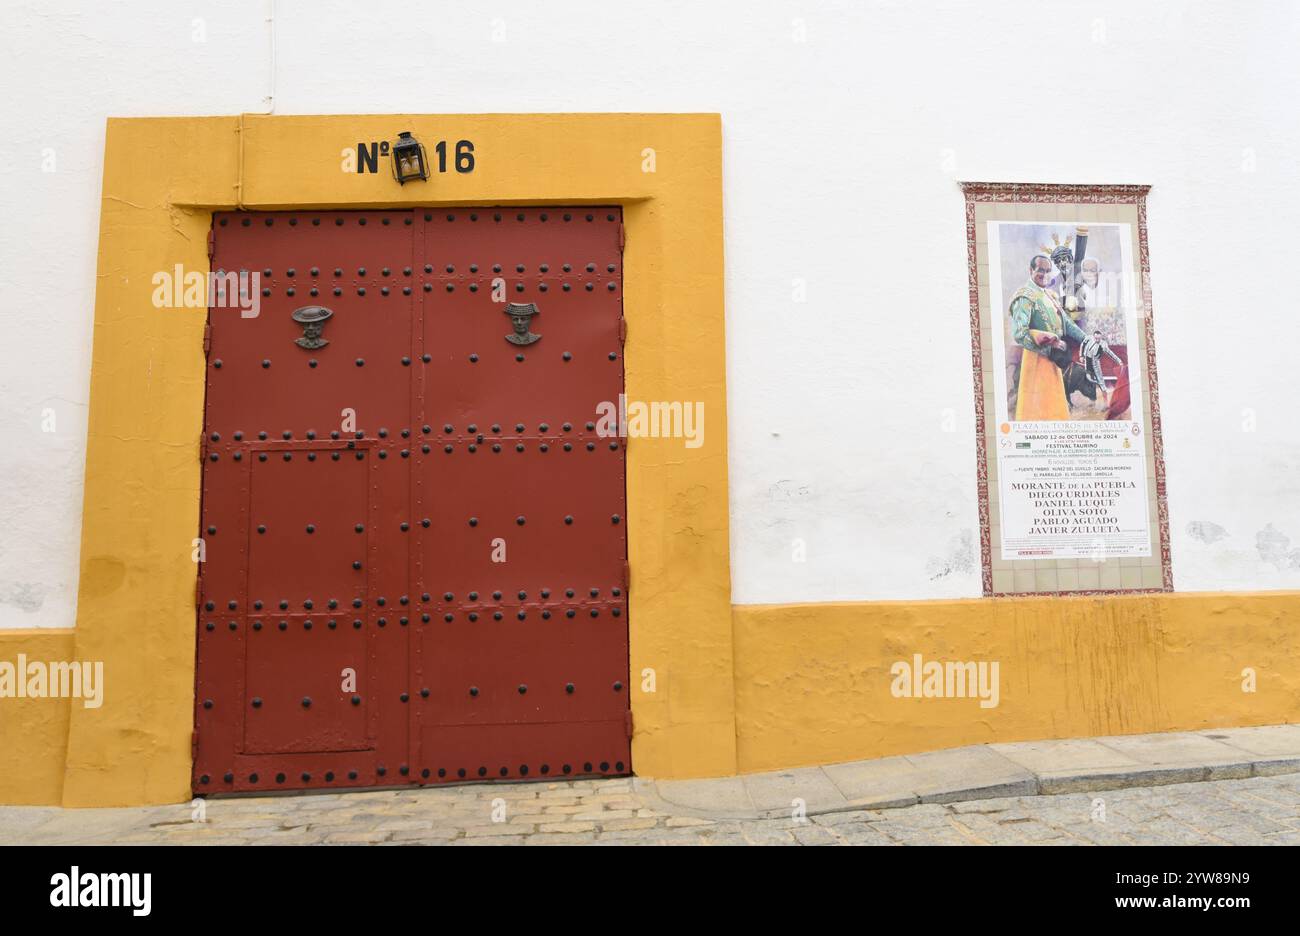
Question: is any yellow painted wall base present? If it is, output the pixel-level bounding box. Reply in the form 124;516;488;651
4;592;1299;803
0;630;75;805
732;592;1300;774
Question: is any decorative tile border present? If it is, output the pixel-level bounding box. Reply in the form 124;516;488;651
960;182;1173;597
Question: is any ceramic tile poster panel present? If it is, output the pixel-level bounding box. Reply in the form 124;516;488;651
962;183;1171;596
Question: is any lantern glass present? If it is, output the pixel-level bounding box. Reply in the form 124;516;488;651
392;131;427;184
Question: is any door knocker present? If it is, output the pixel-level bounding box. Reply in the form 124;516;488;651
291;306;334;350
504;302;541;346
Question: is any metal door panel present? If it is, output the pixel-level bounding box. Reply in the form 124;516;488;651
194;207;629;794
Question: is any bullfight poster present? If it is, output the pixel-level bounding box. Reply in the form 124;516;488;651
987;220;1150;560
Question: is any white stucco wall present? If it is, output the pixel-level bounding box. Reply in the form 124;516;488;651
1;0;1297;627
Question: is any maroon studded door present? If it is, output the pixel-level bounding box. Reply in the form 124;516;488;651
193;208;630;794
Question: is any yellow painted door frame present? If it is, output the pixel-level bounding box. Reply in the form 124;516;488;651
56;114;734;806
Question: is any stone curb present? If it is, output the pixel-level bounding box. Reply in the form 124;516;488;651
648;726;1300;822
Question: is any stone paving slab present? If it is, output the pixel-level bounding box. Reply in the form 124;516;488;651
1093;731;1258;767
905;745;1037;804
822;755;922;809
990;737;1142;774
1203;724;1300;756
740;767;849;818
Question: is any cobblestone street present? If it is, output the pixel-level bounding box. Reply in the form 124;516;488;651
4;773;1300;846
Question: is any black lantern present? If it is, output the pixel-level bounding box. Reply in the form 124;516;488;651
391;131;428;184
